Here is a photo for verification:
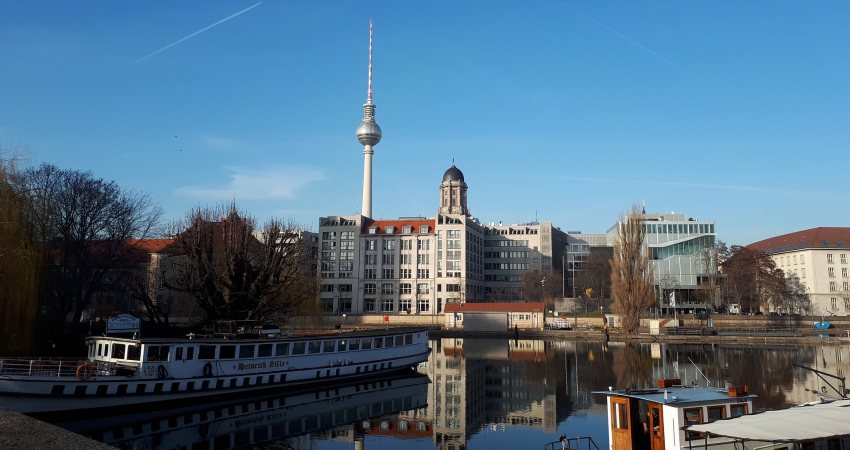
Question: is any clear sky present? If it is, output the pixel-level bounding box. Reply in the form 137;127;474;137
2;1;848;245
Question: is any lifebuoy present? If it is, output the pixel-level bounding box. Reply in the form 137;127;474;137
157;364;168;379
75;362;95;381
203;362;213;378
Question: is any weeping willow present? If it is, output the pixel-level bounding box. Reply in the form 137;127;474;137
0;156;39;355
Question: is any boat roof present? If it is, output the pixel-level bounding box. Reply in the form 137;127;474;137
593;386;757;406
687;399;850;442
87;327;428;344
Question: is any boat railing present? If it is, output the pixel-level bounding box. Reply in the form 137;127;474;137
0;357;135;378
543;436;601;450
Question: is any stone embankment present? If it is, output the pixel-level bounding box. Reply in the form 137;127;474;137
0;409;114;449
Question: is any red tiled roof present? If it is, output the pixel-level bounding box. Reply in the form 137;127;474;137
443;302;546;313
130;239;175;253
747;227;850;254
362;218;435;235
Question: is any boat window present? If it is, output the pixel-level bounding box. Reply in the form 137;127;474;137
219;345;236;359
258;344;272;358
198;345;216;360
147;345;169;362
360;338;372;350
395;335;404;346
684;407;704;440
308;341;321;354
186;347;194;360
176;347;183;361
614;403;628;429
275;343;290;356
385;337;394;347
103;343;110;357
349;339;360;351
292;342;306;355
112;343;126;360
373;338;383;349
338;340;347;352
239;345;255;359
405;334;413;345
127;345;141;361
707;405;725;421
323;340;335;352
730;404;747;418
97;343;103;357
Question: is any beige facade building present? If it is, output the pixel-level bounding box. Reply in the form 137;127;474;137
317;165;566;316
749;227;850;316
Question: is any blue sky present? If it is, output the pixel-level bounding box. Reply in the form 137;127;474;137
1;1;848;245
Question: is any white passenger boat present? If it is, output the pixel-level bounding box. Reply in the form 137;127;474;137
0;324;430;414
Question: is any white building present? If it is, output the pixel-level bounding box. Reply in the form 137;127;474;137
748;227;850;316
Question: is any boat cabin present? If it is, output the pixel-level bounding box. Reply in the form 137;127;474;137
595;379;755;450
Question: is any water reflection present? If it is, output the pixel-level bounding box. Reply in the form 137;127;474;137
45;339;850;449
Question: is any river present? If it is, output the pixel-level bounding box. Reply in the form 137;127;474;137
46;337;850;449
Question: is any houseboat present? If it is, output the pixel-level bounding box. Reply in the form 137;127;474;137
594;379;757;450
0;325;430;414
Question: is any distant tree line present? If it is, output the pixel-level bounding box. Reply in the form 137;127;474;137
0;152;316;354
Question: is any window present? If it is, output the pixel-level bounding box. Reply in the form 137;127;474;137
219;345;236;359
400;254;412;264
385;226;395;234
383;240;396;251
828;254;834;263
323;340;335;352
400;283;412;294
365;254;376;265
401;240;413;250
341;231;354;240
364;283;376;295
420;225;429;233
418;254;430;264
800;255;805;265
382;268;394;278
199;345;216;359
684;408;704;440
364;298;376;312
400;268;412;278
832;298;839;310
802;268;806;278
275;343;290;356
707;406;725;422
417;269;430;278
829;267;835;277
845;282;849;291
292;342;306;355
400;298;411;312
418;240;430;250
308;341;321;354
321;284;335;293
338;284;352;292
112;343;126;360
842;254;847;264
830;282;837;291
381;298;394;311
364;268;376;279
383;254;394;265
239;345;255;358
322;231;336;240
366;240;377;250
368;227;378;234
613;402;629;430
339;251;354;261
382;283;394;294
402;226;413;234
418;299;430;312
339;262;353;272
417;283;430;294
843;268;848;277
730;404;747;418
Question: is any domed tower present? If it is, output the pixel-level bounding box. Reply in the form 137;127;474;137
439;163;468;215
355;19;382;218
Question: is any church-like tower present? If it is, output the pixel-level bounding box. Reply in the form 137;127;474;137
439;163;468;216
355;19;382;219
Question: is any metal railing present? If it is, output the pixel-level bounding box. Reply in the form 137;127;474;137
543;436;601;450
0;357;130;378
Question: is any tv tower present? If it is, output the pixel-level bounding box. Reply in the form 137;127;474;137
355;19;382;218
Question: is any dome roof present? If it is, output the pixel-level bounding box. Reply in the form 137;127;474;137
442;164;465;182
356;120;382;146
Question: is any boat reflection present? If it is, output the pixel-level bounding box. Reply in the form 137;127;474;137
53;371;430;449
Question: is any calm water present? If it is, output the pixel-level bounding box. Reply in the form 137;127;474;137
45;338;850;449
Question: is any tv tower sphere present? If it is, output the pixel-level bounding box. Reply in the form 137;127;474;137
356;114;382;146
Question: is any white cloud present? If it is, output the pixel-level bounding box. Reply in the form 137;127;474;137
174;165;325;200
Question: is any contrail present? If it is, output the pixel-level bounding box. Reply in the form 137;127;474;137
569;6;678;67
125;2;262;68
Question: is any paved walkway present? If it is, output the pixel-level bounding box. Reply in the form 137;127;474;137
0;409;114;449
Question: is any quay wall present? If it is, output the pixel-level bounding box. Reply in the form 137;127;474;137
0;409;114;449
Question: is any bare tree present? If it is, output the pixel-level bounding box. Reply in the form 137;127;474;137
696;239;727;308
0;152;40;354
169;203;317;322
13;164;161;344
610;205;654;333
721;246;784;313
576;249;612;312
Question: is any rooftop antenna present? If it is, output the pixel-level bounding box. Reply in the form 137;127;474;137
641;200;646;215
367;18;373;105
